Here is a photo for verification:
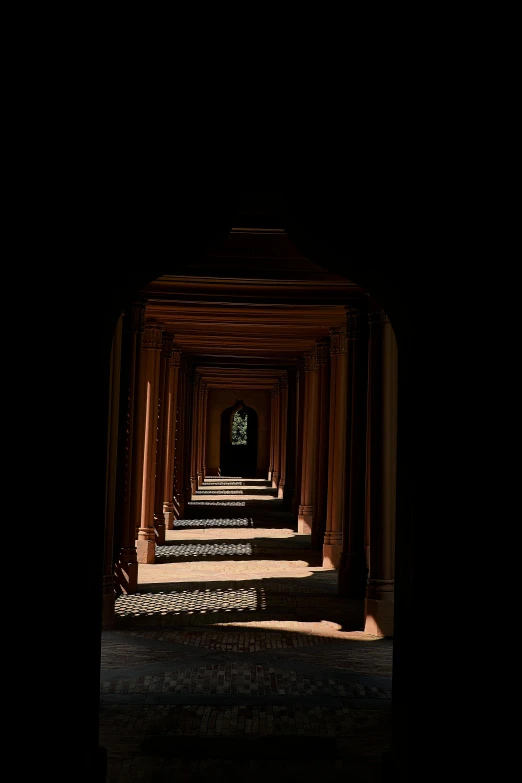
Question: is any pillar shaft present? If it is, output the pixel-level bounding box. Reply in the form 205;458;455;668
278;377;288;498
197;382;205;486
163;348;180;531
153;333;173;546
293;359;305;518
268;389;275;480
190;374;200;495
202;385;209;479
284;367;298;510
323;329;348;568
364;311;398;636
272;382;281;487
339;304;370;598
137;323;163;564
312;342;330;548
102;314;122;628
298;348;319;534
174;359;187;519
114;301;145;594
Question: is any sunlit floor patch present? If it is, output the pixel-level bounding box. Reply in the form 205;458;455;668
138;560;314;583
165;528;297;540
115;587;266;617
212;619;383;641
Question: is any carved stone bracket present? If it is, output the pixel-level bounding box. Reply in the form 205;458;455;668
124;301;146;333
161;332;174;358
143;324;163;349
369;308;389;325
345;306;369;340
316;343;330;364
329;328;348;355
304;349;318;372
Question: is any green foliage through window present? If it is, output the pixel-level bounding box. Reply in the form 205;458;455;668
232;410;248;445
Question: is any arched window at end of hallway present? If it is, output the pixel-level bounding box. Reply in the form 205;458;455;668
231;408;248;445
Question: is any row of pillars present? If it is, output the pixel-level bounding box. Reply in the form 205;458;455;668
266;303;397;635
102;299;397;635
103;303;194;627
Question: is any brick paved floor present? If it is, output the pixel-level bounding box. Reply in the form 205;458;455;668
101;495;392;781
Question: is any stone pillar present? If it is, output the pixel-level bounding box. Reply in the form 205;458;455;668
338;303;370;598
174;357;187;519
284;366;298;510
323;329;348;568
364;310;398;636
268;388;275;481
202;384;209;480
197;381;205;486
153;332;174;546
137;323;163;564
312;342;331;549
102;314;122;629
190;374;200;496
162;348;180;531
278;377;288;499
114;301;145;594
298;348;319;534
293;359;305;518
271;382;281;488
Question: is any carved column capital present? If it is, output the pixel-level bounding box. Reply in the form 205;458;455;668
329;328;349;355
369;308;390;325
316;343;330;364
304;349;318;372
142;323;163;349
124;301;146;333
345;305;370;340
170;349;181;368
161;332;175;358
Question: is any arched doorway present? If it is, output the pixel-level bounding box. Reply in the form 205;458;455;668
220;400;258;477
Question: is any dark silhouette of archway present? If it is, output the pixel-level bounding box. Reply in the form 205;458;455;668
220;400;258;477
52;189;417;780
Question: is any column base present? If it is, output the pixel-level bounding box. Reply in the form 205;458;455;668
137;537;155;564
190;477;197;495
272;471;279;489
102;576;115;629
298;505;313;534
154;514;166;545
197;471;203;487
163;502;174;530
277;481;285;499
174;493;185;520
114;550;138;594
323;542;342;569
268;468;273;481
338;552;369;599
364;597;394;637
311;519;325;550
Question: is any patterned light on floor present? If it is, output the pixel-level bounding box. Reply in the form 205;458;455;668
115;586;266;617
